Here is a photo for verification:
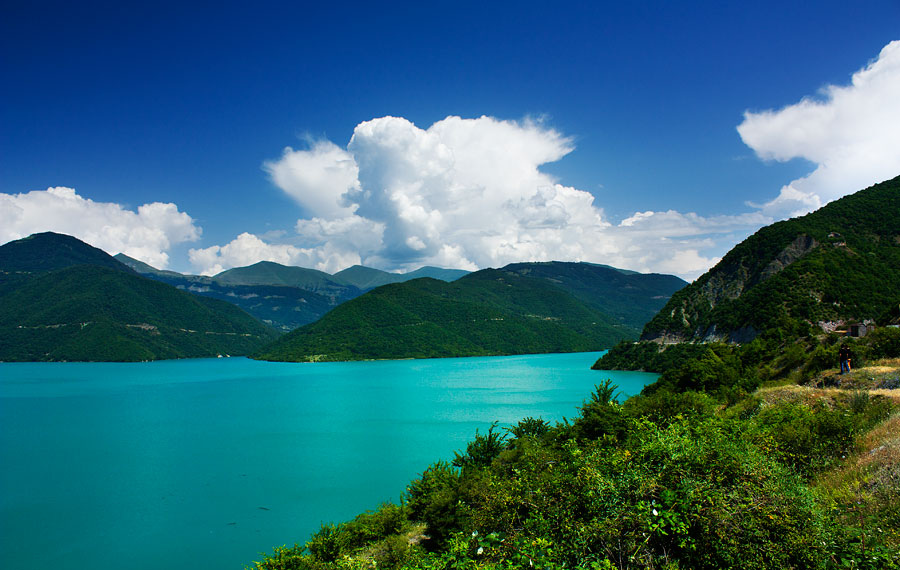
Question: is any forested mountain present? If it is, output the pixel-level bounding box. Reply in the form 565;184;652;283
213;261;360;299
502;261;685;331
255;262;682;362
1;232;132;274
333;264;469;289
116;256;347;332
0;233;279;361
117;257;469;332
641;175;900;343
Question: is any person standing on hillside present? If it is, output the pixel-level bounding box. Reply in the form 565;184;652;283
839;343;852;375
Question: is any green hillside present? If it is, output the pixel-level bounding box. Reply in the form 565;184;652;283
595;175;900;388
502;261;685;330
114;252;185;278
1;232;132;273
213;260;360;299
641;175;900;343
334;264;468;289
0;265;280;361
255;268;639;362
0;233;280;361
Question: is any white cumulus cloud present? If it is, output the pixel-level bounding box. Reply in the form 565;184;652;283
738;40;900;218
188;232;319;276
263;139;360;218
0;186;200;268
198;114;768;282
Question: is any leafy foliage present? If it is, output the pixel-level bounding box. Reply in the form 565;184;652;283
250;375;900;569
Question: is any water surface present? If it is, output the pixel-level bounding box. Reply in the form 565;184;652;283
0;353;657;569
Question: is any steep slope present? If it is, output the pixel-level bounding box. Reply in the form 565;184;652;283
255;268;639;362
641;175;900;343
0;234;280;361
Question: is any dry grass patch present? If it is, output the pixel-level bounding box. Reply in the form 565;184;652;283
815;413;900;548
802;358;900;394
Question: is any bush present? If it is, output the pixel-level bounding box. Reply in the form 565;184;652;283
405;462;464;550
506;416;550;440
452;422;508;472
572;380;627;441
624;388;718;426
867;326;900;359
249;544;323;570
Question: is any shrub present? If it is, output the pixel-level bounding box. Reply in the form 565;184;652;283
572;380;627;441
867;326;900;359
405;461;464;550
249;544;322;570
452;422;507;472
506;416;550;440
624;388;718;426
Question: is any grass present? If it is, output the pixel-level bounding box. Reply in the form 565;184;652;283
752;357;900;553
814;412;900;550
798;357;900;399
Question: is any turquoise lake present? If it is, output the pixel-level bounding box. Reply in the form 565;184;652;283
0;352;657;569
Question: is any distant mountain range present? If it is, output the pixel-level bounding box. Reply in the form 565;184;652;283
1;232;686;363
0;233;280;361
639;175;900;344
256;263;685;362
115;256;469;332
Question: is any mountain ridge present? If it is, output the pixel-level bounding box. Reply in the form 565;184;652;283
0;233;279;361
255;262;684;362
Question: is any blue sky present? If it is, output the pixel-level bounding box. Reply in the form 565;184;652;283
2;0;899;279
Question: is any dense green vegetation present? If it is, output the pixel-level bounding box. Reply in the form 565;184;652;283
214;261;363;298
334;265;470;290
118;257;470;332
0;231;130;273
115;262;342;333
249;332;900;569
0;233;280;361
0;264;280;361
255;269;639;362
502;262;685;332
642;175;900;343
249;179;900;569
597;315;900;397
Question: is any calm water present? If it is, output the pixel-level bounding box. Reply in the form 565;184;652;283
0;353;657;569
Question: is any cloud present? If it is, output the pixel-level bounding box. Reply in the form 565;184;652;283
0;186;200;268
190;40;900;281
197;114;768;282
188;232;318;276
738;40;900;218
263;138;360;218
